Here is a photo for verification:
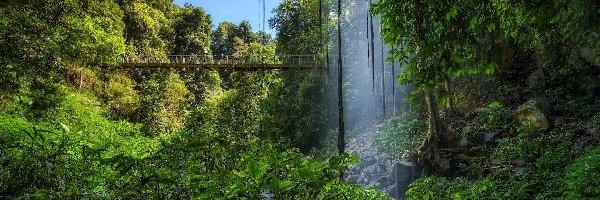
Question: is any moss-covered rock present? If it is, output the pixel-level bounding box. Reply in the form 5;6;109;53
515;100;550;131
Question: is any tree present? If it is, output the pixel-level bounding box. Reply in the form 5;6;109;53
270;0;329;150
270;0;323;55
0;0;125;112
173;4;212;55
171;4;220;106
372;0;502;173
211;22;238;56
238;20;254;44
491;0;599;79
120;1;171;60
211;21;269;56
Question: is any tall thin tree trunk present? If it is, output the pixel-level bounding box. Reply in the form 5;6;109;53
369;0;375;93
380;24;386;119
336;0;345;157
336;0;345;181
392;45;396;116
366;0;370;89
79;68;83;88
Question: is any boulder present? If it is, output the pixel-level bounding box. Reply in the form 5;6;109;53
484;132;496;143
391;162;414;181
362;158;375;167
459;136;469;147
386;184;401;200
378;176;391;183
527;69;545;88
514;167;527;175
515;100;550;131
377;180;391;189
554;117;565;127
491;158;502;165
533;95;552;114
587;127;599;135
346;175;359;183
440;158;451;171
511;158;526;166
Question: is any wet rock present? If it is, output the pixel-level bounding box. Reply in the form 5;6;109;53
377;177;391;184
391;162;414;180
343;125;421;198
346;175;359;183
516;100;550;131
347;150;356;156
386;183;400;200
376;164;388;173
377;181;391;190
261;189;275;200
362;158;375;167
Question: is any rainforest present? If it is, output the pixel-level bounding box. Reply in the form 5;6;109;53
1;0;599;199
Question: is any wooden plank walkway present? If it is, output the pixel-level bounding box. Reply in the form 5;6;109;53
118;55;325;70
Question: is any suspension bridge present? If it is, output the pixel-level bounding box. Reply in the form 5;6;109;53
118;55;324;70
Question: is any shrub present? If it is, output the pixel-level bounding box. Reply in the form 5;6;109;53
407;176;523;199
63;67;102;92
106;73;140;118
373;112;426;160
405;176;447;199
136;71;188;134
462;102;514;139
28;80;65;116
563;147;600;198
193;141;387;199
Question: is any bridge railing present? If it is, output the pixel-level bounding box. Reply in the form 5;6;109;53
121;55;319;67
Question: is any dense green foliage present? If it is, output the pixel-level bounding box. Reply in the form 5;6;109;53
373;112;426;160
564;147;600;198
372;0;600;199
0;0;385;198
2;0;599;198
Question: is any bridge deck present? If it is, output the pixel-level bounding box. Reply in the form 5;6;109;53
119;55;324;70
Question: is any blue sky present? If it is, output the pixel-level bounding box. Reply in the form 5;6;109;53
173;0;282;35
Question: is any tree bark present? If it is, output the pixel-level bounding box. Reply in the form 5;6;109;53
419;89;442;175
444;79;455;114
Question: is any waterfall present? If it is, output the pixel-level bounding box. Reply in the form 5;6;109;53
323;0;420;199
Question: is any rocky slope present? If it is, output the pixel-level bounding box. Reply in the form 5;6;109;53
344;125;420;200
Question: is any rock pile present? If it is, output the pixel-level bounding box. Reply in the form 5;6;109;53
344;127;420;199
